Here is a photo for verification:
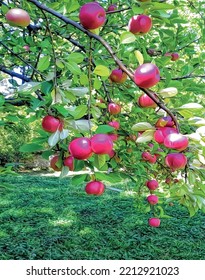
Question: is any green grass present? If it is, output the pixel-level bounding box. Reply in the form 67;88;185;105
0;173;205;260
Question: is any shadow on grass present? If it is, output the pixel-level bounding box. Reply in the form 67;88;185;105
0;174;205;260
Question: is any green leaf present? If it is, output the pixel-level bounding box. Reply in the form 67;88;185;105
95;172;122;184
150;3;175;10
0;95;5;106
71;174;87;186
120;32;136;44
48;130;60;147
67;61;81;75
94;77;102;90
95;125;114;134
18;82;42;94
60;166;69;179
37;56;50;71
132;6;144;14
80;74;89;85
19;143;43;153
188;171;196;185
67;105;87;119
41;150;53;160
93;65;110;77
68;87;89;97
132;122;154;132
94;154;107;170
136;130;155;143
68;53;84;63
56;59;64;69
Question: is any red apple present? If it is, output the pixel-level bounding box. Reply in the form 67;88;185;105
5;8;30;28
108;102;121;115
155;116;175;128
91;133;113;154
165;177;172;185
108;121;120;130
147;194;159;205
79;2;106;30
142;151;152;161
23;45;30;51
50;155;62;171
164;133;189;151
63;156;74;171
42;115;63;133
69;137;93;160
154;127;177;144
85;181;105;195
138;93;158;108
148;217;160;227
171;52;179;61
109;69;127;83
108;149;116;158
165;153;187;171
128;14;152;35
148;154;157;163
134;63;160;88
146;179;159;190
174;178;179;183
107;4;117;12
165;52;179;61
108;133;118;142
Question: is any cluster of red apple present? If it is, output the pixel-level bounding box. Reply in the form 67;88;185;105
41;114;120;195
146;179;160;227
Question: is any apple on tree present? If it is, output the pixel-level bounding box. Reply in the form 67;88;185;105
163;133;189;151
85;181;105;195
128;14;152;35
142;152;157;164
134;63;160;88
138;93;158;108
147;194;159;205
165;153;187;171
108;121;120;130
109;69;127;83
23;45;30;52
91;133;113;154
5;8;30;28
79;2;106;30
50;155;62;171
108;102;121;115
63;156;74;171
154;127;177;144
69;137;93;160
42;115;63;133
155;116;175;128
107;4;117;12
164;52;180;61
146;179;159;191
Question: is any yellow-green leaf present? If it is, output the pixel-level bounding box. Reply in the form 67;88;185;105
135;50;144;65
93;65;110;77
120;32;136;44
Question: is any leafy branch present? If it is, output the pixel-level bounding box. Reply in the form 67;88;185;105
27;0;179;131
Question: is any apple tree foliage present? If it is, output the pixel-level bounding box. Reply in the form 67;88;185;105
0;0;205;219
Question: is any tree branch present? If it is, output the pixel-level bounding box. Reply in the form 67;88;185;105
0;65;31;82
